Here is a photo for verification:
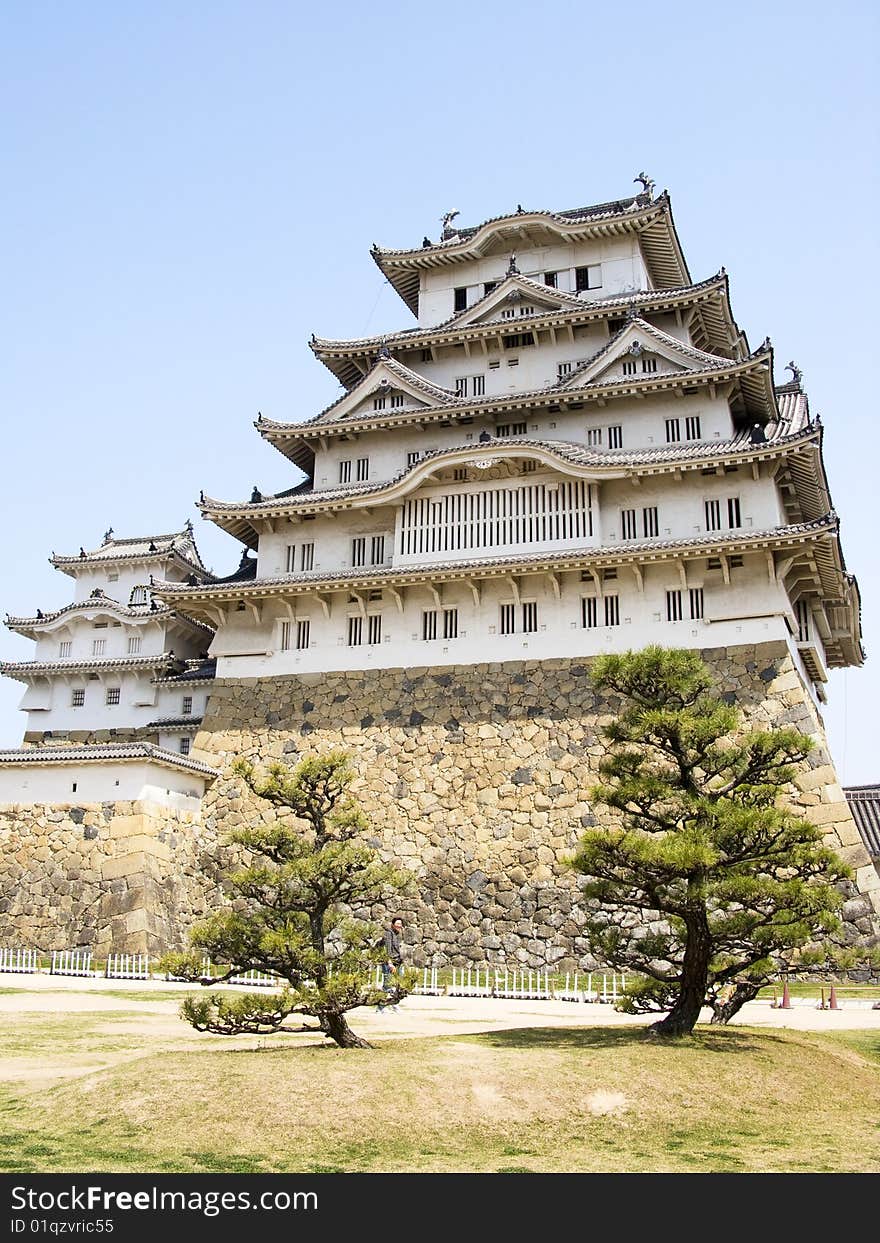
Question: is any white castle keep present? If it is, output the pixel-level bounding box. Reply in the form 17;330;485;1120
1;183;875;962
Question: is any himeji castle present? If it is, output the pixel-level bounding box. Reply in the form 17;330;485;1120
158;189;859;694
1;182;877;959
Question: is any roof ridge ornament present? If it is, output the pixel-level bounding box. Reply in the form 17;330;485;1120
785;360;803;389
506;253;519;276
633;171;655;199
102;527;114;544
440;209;460;241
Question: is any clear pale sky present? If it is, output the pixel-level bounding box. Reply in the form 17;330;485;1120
1;1;877;783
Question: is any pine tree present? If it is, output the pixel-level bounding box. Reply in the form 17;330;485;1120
162;750;410;1048
570;646;849;1037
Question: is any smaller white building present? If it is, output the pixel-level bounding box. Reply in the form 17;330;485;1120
0;527;220;805
2;526;214;745
0;742;217;811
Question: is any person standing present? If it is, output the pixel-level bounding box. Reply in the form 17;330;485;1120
377;916;405;1011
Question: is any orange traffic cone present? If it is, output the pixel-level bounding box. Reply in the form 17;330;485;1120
780;980;792;1009
829;984;839;1010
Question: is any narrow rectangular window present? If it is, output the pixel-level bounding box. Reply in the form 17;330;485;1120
727;496;741;528
689;588;704;620
179;737;191;755
372;396;386;411
280;621;292;651
544;271;557;288
665;418;681;443
620;509;637;540
607;425;623;449
408;451;422;466
422;610;438;640
641;356;658;373
604;595;620;627
522;602;538;633
371;535;385;565
367;614;382;645
622;359;638;376
642;506;659;538
443;608;458;639
557;361;573;378
92;639;106;656
511;421;527;436
356;457;369;482
339;460;352;483
390;394;404;408
666;590;683;622
351;537;366;567
455;377;468;397
686;415;702;440
59;640;72;658
581;597;598;629
796;598;810;642
453;467;468;480
300;542;314;571
705;499;722;531
286;544;296;573
296;619;310;650
71;689;85;707
105;687;121;706
496;424;510;437
454;287;467;312
587;428;602;447
575;264;602;291
500;603;516;635
347;616;363;646
471;375;485;396
182;695;193;715
522;459;536;473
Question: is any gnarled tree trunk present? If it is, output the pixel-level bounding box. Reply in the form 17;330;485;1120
651;909;711;1037
709;981;763;1024
322;1011;372;1049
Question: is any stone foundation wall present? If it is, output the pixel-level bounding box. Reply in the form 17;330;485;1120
0;799;223;955
1;643;878;963
192;642;880;969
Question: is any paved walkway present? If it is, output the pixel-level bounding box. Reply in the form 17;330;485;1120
1;970;878;1037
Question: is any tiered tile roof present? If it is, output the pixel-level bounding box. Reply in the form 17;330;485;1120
0;741;218;778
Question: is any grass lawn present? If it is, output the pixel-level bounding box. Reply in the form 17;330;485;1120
0;990;877;1174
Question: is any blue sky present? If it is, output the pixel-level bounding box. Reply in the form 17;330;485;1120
1;0;877;782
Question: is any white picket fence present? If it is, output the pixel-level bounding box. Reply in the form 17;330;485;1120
105;954;151;980
50;950;93;977
0;948;40;974
227;968;278;988
412;966;443;996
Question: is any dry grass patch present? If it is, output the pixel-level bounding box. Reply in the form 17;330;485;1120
1;1023;878;1173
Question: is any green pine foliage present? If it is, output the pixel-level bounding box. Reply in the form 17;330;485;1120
569;646;850;1037
160;750;412;1048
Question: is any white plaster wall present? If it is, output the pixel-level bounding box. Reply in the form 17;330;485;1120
261;442;771;581
68;558;190;605
309;392;736;490
32;614;170;664
18;671;162;734
212;557;796;679
0;760;208;808
418;236;648;325
155;684;209;720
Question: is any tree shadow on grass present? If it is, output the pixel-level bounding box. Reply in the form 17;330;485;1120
469;1026;772;1054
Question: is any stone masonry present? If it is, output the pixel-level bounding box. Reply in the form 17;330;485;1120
1;643;878;962
0;800;224;956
